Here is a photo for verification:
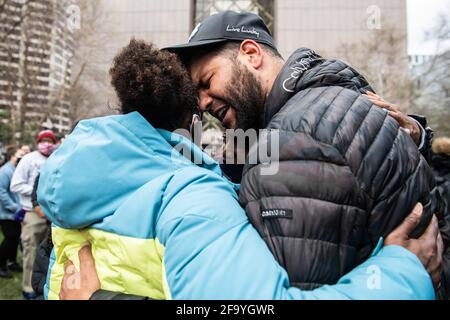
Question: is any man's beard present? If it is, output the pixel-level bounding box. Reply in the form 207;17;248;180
224;61;265;130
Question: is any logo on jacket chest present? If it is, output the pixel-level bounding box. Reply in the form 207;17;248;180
261;208;293;219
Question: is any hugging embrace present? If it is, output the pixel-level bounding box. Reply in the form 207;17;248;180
36;11;448;300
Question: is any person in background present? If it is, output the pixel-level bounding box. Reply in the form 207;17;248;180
431;137;450;217
430;137;450;298
30;172;52;300
20;145;31;155
0;147;25;278
10;130;56;299
30;122;82;299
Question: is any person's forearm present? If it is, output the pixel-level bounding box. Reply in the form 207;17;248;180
10;182;33;196
296;245;434;300
163;218;435;300
96;244;434;301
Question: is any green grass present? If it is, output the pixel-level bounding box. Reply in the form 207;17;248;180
0;231;23;300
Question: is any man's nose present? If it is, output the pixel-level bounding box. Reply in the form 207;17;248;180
198;90;213;113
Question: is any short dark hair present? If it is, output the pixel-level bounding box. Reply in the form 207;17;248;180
183;40;283;66
219;41;283;60
6;147;17;161
110;39;198;130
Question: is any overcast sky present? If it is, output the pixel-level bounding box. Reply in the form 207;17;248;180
407;0;450;55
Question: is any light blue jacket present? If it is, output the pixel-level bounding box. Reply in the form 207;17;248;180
0;162;20;221
38;112;435;300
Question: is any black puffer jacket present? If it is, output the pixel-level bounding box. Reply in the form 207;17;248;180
239;48;450;297
32;229;52;298
431;150;450;299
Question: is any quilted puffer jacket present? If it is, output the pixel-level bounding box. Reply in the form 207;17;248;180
38;112;436;300
239;48;450;298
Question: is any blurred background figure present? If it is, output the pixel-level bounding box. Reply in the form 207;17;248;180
431;137;450;213
20;145;31;155
10;130;56;299
0;147;24;278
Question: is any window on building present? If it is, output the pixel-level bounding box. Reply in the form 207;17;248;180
193;0;275;35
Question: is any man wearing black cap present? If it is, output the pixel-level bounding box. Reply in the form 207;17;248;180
165;10;447;297
166;11;430;146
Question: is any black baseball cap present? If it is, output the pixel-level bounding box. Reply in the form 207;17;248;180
163;11;276;57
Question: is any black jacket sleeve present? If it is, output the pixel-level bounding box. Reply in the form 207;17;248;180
408;114;434;162
31;229;53;295
31;173;40;209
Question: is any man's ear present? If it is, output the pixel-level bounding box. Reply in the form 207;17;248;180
239;40;263;70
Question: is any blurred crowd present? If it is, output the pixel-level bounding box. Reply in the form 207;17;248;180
0;130;63;299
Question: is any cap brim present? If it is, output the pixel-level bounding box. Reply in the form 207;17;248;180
162;39;229;57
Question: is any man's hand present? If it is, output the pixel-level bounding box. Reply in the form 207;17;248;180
34;206;47;220
364;91;421;145
60;244;100;300
384;203;444;289
14;208;26;222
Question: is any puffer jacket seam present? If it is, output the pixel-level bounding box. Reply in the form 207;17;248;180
355;112;390;177
268;235;357;249
375;158;424;203
267;128;374;206
294;90;327;132
335;65;350;77
343;105;374;157
306;63;340;82
331;93;361;146
312;87;346;137
318;89;360;143
276;87;329;132
369;128;417;201
247;195;366;212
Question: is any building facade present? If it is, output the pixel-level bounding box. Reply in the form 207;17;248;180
97;0;408;134
0;0;74;142
99;0;407;62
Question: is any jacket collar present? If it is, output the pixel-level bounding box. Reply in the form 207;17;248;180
120;112;236;190
117;112;221;175
262;48;324;127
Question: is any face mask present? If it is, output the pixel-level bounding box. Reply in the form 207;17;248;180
38;142;55;157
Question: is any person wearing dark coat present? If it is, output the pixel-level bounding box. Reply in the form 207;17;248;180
0;148;24;278
431;137;450;210
431;137;450;298
237;47;450;299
